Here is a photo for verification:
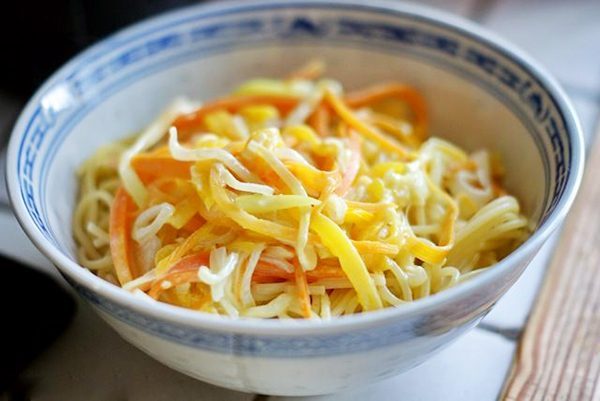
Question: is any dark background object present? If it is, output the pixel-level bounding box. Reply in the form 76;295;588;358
0;1;207;396
0;0;201;100
0;255;75;393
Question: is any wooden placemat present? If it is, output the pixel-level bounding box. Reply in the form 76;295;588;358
502;126;600;400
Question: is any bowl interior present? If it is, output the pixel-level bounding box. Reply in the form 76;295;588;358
10;1;577;302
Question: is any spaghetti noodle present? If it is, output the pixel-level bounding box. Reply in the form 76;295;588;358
73;63;529;319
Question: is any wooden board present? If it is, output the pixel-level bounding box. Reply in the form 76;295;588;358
502;126;600;400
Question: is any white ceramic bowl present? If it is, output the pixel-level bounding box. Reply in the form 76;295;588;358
6;0;584;396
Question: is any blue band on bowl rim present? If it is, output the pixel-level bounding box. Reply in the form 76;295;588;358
6;0;584;355
16;2;572;248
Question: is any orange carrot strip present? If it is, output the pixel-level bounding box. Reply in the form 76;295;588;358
110;187;139;285
148;252;210;299
287;60;325;80
179;214;205;235
344;83;428;141
307;102;331;136
252;262;347;284
173;95;298;133
131;154;192;183
252;263;293;283
293;260;312;318
149;271;199;299
324;89;410;158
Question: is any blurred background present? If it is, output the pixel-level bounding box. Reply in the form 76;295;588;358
0;1;598;400
0;0;598;142
0;0;201;143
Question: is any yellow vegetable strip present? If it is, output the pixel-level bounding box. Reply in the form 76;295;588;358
168;198;199;229
120;99;195;206
352;240;399;255
210;165;299;244
324;89;410;158
285;161;338;196
168;127;256;182
249;140;313;270
235;194;321;213
406;173;458;264
370;162;406;177
344;200;394;212
75;66;531;320
311;213;382;311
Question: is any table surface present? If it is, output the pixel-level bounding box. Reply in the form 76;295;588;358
1;1;599;400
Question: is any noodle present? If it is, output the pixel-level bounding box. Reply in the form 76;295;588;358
73;63;529;319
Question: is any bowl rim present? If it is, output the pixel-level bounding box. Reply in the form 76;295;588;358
6;0;585;336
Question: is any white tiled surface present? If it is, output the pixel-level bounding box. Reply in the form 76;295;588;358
482;232;559;330
477;0;600;331
20;298;254;401
1;1;599;400
272;329;515;401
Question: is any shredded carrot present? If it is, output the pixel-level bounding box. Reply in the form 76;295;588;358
251;264;291;283
131;154;192;183
160;285;210;309
179;214;205;235
308;266;347;281
173;95;298;133
252;262;347;284
148;252;210;299
75;64;530;320
492;179;507;196
293;259;312;318
308;102;331;136
109;187;139;284
287;59;326;81
324;89;410;158
344;83;428;141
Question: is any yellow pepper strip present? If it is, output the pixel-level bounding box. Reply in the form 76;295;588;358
239;105;280;131
154;243;178;268
168;198;199;229
234;79;306;97
406;237;450;265
406;174;458;264
370;161;406;177
324;89;410;158
425;174;458;246
367;112;421;147
210;167;299;244
367;178;385;201
156;222;217;273
285;161;337;196
248;140;313;271
235;194;321;214
352;240;399;256
345;208;375;224
204;110;245;140
282;125;322;147
311;213;382;311
345;200;394;212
